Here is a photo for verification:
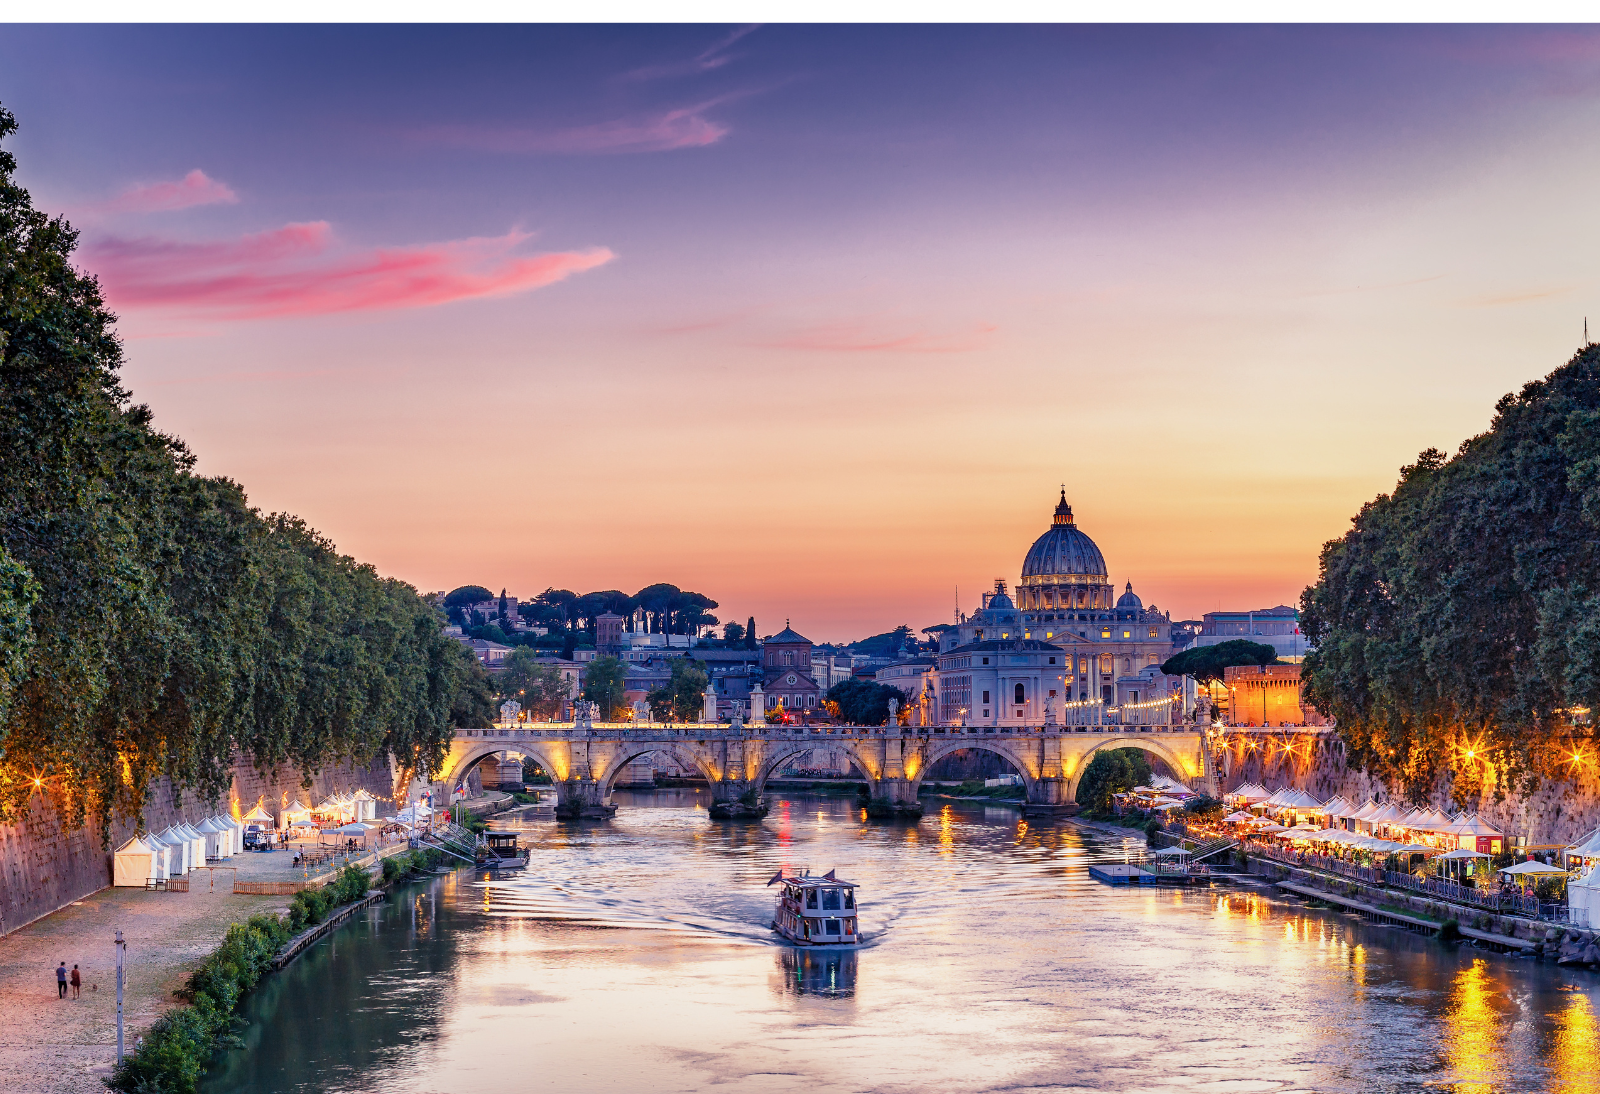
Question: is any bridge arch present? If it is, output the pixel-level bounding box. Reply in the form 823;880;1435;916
1064;736;1192;801
595;742;720;796
904;738;1041;801
751;740;875;798
436;740;564;794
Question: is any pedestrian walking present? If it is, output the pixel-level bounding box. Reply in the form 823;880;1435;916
70;965;81;999
55;962;67;999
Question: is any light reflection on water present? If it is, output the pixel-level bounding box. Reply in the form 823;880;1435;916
206;791;1600;1094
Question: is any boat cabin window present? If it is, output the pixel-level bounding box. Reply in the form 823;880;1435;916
824;919;842;935
806;889;818;909
822;888;841;911
843;889;855;909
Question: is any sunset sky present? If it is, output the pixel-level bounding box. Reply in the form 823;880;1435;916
4;24;1600;640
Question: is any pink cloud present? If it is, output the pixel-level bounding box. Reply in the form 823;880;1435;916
417;99;732;155
621;25;760;82
102;169;239;213
86;223;614;320
752;321;998;354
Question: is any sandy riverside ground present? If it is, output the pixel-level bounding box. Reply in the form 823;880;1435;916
0;881;293;1094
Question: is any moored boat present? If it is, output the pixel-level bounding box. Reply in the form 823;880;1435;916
479;832;528;871
768;870;861;946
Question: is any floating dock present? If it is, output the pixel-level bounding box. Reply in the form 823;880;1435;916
1089;864;1157;885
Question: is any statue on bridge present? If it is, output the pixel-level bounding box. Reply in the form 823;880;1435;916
1043;695;1057;727
887;696;899;728
499;699;522;726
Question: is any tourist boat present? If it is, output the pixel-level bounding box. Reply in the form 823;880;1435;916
769;870;861;946
478;832;528;872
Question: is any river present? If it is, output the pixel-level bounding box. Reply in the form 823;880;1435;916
204;790;1600;1094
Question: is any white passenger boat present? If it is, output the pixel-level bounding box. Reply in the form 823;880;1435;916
768;870;861;946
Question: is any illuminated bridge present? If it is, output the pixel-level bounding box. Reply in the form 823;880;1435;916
434;714;1218;819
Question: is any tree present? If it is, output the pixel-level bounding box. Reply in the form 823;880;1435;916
1160;640;1279;685
825;678;903;725
1301;347;1600;802
744;617;758;650
0;103;470;836
581;655;629;719
723;621;745;645
443;585;493;609
850;625;914;658
536;588;577;628
1074;748;1153;813
468;624;509;645
647;657;710;722
497;648;570;720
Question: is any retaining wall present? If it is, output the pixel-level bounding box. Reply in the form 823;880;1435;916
1219;735;1600;847
0;753;396;937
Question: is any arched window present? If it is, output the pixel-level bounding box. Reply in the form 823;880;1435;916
783;650;794;666
1013;683;1025;704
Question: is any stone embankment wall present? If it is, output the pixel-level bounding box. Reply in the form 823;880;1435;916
0;754;396;937
1219;734;1600;846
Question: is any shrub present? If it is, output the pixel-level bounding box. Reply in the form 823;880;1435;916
1439;918;1462;942
109;868;377;1092
1145;818;1163;846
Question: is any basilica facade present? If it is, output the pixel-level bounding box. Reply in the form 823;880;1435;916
910;492;1183;729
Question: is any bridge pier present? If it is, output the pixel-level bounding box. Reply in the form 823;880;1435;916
866;777;924;820
1021;776;1079;818
708;779;768;820
554;778;617;820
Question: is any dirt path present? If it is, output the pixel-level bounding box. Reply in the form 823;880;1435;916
0;883;291;1094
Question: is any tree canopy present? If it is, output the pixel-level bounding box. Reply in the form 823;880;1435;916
647;657;710;722
442;585;493;608
825;678;904;726
497;647;570;719
581;655;628;719
0;103;476;837
1074;747;1152;812
1301;347;1600;802
1160;640;1280;685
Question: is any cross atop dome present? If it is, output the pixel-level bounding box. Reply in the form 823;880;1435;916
1053;487;1074;526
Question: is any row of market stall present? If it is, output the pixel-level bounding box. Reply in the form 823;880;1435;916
111;815;249;886
235;790;381;829
1221;782;1600;922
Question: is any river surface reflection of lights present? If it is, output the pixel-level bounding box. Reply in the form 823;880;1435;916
1446;960;1507;1094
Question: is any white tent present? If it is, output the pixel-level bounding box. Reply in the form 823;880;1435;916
177;823;207;867
198;817;231;859
1149;846;1191;858
282;800;314;827
113;835;157;887
351;789;378;822
241;803;275;828
329;821;374;836
1499;860;1568;877
156;827;190;874
223;815;244;854
1569;866;1599;928
1438;848;1488;861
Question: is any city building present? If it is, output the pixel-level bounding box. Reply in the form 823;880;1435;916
925;492;1184;729
762;624;823;713
1189;606;1311;661
1218;664;1327;726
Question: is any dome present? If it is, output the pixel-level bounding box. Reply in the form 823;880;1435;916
1020;490;1108;580
987;590;1015;610
1116;582;1143;609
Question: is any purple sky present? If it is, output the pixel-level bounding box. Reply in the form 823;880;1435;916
4;25;1599;639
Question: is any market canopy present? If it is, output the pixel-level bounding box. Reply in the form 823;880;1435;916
328;822;374;835
1438;848;1489;860
1500;861;1569;876
1349;801;1379;822
241;804;274;824
1149;846;1192;857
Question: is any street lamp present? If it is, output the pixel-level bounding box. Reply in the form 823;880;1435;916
115;930;126;1064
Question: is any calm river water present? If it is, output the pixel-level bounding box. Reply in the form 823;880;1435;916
205;790;1600;1094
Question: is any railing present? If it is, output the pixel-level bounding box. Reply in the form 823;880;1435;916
453;723;1206;740
1251;843;1564;920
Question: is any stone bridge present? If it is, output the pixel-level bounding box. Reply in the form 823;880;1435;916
433;721;1216;819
